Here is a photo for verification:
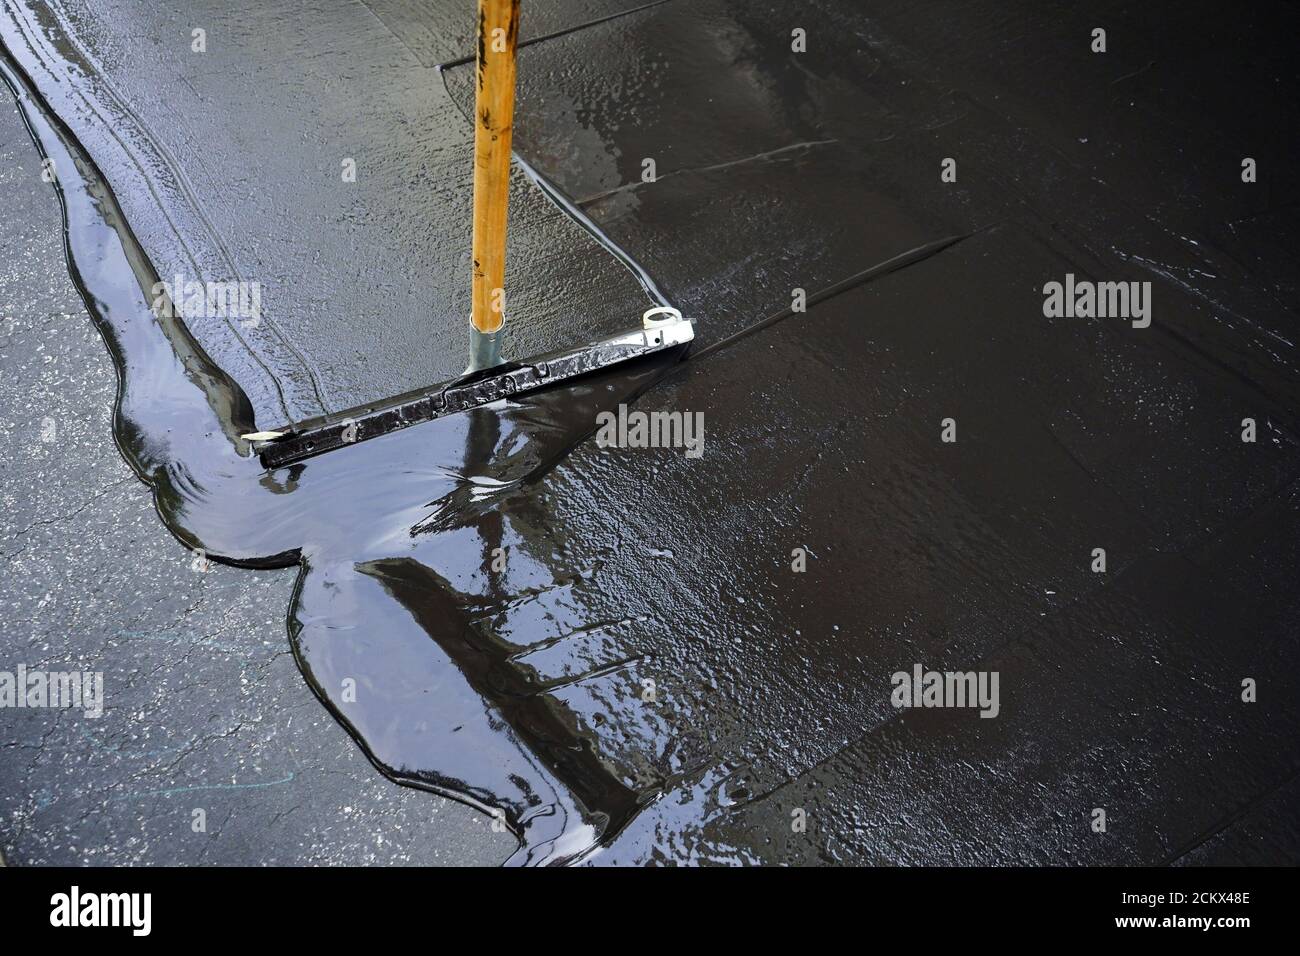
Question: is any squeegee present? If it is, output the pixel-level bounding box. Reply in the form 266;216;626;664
244;0;693;469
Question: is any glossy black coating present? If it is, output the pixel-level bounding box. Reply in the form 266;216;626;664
4;0;1299;866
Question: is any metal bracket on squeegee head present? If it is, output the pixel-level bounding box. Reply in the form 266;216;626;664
247;307;695;469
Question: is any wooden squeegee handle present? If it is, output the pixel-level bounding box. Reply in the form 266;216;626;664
470;0;520;334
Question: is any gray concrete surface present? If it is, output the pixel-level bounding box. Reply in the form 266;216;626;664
0;87;511;865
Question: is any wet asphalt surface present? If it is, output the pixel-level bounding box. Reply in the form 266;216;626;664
2;0;1299;864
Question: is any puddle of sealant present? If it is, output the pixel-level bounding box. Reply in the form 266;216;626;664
2;52;692;865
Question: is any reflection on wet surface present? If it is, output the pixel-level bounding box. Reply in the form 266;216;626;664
5;0;1300;865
